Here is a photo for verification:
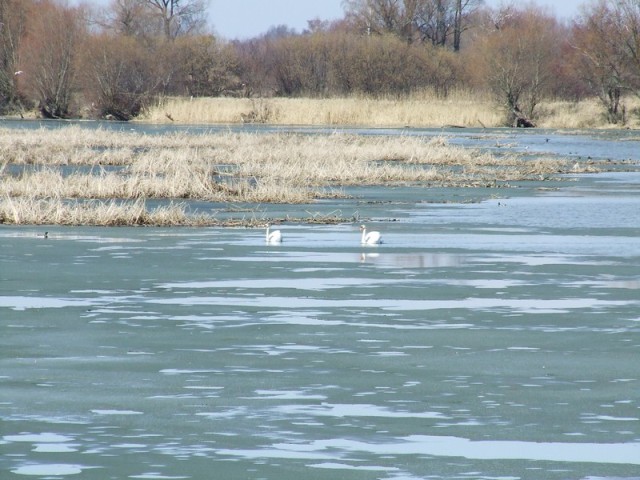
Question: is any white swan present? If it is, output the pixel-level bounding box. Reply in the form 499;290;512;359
360;225;382;245
265;224;282;244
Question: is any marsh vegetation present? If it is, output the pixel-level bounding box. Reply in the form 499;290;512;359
142;95;640;130
0;125;603;226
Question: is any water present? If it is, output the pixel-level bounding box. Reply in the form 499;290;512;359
1;126;640;479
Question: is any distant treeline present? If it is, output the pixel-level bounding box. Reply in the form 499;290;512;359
1;0;639;125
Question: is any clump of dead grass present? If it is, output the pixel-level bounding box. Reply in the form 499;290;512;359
0;197;209;226
0;125;590;226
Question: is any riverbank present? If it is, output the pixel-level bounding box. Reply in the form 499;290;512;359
4;94;640;129
140;95;640;129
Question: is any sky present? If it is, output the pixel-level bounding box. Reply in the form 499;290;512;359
209;0;587;40
73;0;587;40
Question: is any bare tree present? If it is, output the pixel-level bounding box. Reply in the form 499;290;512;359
453;0;482;51
616;0;640;81
21;1;86;118
0;0;30;113
571;2;626;123
79;33;159;119
174;35;242;97
343;0;482;49
342;0;417;43
140;0;208;39
473;5;560;126
104;0;207;39
107;0;156;38
413;0;482;50
570;0;640;124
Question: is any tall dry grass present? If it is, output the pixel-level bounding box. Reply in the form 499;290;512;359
535;97;640;129
0;197;208;226
1;126;592;226
142;92;503;128
1;131;570;201
141;94;640;129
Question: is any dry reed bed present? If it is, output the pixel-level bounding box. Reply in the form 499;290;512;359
0;126;580;225
141;95;640;129
0;197;208;226
1;131;570;198
0;126;226;165
142;95;504;128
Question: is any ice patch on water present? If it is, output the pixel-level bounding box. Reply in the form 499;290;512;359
247;390;327;400
569;279;640;290
130;474;190;479
275;403;447;419
91;410;143;415
158;277;398;291
11;464;93;476
196;407;248;419
309;462;399;471
582;477;640;480
581;414;639;422
160;369;220;375
4;433;73;443
0;296;96;310
222;435;640;465
148;295;635;315
33;443;78;453
488;254;613;267
4;414;89;425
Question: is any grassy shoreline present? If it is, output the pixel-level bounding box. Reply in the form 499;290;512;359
140;95;640;129
5;94;640;129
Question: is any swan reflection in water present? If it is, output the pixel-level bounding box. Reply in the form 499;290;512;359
360;252;463;268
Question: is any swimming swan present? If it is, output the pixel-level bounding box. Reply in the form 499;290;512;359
360;225;382;245
265;224;282;244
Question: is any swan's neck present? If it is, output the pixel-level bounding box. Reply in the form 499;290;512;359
266;227;270;240
361;228;366;243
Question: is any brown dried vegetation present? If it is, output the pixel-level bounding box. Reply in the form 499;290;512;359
0;126;586;226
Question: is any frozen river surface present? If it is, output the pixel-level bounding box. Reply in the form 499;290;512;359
1;126;640;479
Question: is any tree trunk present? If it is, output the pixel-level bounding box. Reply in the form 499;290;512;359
453;0;462;51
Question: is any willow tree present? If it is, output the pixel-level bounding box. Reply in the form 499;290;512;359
140;0;208;39
473;6;561;126
0;0;30;113
571;0;640;124
342;0;483;50
21;0;86;118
